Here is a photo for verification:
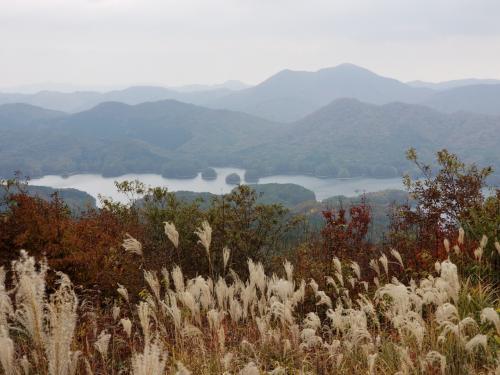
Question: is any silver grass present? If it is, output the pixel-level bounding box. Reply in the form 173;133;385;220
283;260;294;282
94;330;111;360
137;302;151;343
112;305;120;321
369;259;380;277
120;318;132;337
175;361;192;375
300;328;322;348
0;327;15;375
480;307;500;335
425;351;446;375
46;273;79;375
333;257;342;274
367;353;378;375
335;271;344;287
390;249;404;268
181;323;202;339
480;234;488;249
350;261;361;279
315;291;332;308
20;355;30;375
248;260;266;293
163;221;179;248
443;238;450;254
0;267;13;327
13;250;48;349
171;266;185;293
495;241;500;255
458;227;465;245
435;303;458;325
379;254;389;276
195;221;212;255
117;284;129;303
122;233;143;256
222;352;233;371
309;279;319;294
131;340;167;375
439;260;460;303
144;270;161;301
474;247;483;262
268;366;286;374
223;247;231;270
303;312;321;331
465;334;488;352
239;361;260;375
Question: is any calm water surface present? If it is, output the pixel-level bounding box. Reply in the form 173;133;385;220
31;168;404;204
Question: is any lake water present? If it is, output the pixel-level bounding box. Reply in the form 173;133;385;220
31;167;404;204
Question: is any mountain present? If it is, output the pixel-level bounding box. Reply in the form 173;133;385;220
232;98;500;179
421;84;500;116
0;100;281;179
0;86;234;113
0;103;66;128
173;80;251;92
207;64;433;122
0;184;96;211
2;98;500;183
408;78;500;90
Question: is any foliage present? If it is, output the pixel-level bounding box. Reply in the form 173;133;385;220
389;149;493;272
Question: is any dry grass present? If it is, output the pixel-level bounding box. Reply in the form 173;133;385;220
0;225;499;374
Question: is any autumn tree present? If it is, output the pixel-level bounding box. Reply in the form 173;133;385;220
389;148;492;268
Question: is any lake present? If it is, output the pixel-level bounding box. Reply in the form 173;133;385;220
30;168;404;204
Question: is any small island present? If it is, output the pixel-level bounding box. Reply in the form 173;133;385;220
225;172;241;185
244;169;260;183
201;168;217;180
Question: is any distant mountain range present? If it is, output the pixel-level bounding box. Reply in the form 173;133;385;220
207;64;433;122
1;97;499;183
0;86;233;113
422;84;500;116
2;64;500;121
407;78;500;90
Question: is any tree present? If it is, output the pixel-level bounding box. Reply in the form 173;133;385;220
390;148;492;266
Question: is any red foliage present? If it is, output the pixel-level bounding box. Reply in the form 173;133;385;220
321;198;371;261
0;192;142;298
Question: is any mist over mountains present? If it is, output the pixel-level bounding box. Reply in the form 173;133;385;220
1;63;500;183
2;64;500;122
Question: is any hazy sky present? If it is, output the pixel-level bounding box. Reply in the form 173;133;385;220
1;0;500;90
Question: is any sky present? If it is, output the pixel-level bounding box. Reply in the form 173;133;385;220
1;0;500;91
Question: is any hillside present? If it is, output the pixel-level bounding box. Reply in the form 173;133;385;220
422;84;500;116
233;99;500;179
2;98;500;182
0;100;282;178
0;184;96;211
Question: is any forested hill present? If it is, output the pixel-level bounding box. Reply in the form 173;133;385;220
232;99;500;180
1;98;500;182
0;185;96;211
0;100;282;178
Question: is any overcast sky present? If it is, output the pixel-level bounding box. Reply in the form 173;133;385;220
1;0;500;90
